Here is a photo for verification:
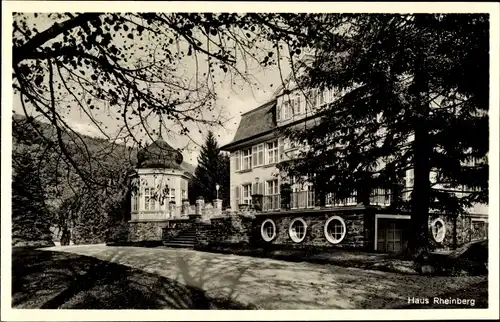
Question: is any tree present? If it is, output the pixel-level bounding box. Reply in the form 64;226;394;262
190;131;230;207
12;114;136;245
12;12;295;191
277;14;489;257
12;147;54;247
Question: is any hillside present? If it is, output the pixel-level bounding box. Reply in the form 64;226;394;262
12;113;196;175
12;113;198;245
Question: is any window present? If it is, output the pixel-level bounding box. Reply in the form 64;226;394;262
261;219;276;242
289;218;308;243
242;184;252;204
144;187;155;211
282;100;292;120
234;151;241;171
328;87;337;102
318;89;326;107
304;89;318;110
471;219;488;240
252;144;264;167
234;186;241;206
169;189;176;203
267;179;279;195
324;216;347;244
370;188;391;206
264;179;280;210
132;193;138;212
431;218;446;243
406;169;414;187
242;148;252;170
267;141;278;164
252;181;264;195
292;95;302;115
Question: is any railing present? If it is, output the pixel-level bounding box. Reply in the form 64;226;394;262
260;188;392;211
291;191;316;209
325;192;358;207
263;194;281;211
369;188;392;206
132;206;186;220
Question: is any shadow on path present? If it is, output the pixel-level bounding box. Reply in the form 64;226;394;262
12;247;255;309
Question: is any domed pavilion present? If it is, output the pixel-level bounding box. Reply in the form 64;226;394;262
131;137;190;220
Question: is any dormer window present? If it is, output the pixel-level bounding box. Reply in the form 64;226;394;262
282;100;292;120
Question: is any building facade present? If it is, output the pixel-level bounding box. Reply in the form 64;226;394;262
131;138;190;220
221;82;488;253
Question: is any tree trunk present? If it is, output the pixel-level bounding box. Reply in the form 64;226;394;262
453;214;458;249
60;226;70;246
404;14;432;260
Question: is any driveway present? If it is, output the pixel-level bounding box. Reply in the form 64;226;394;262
42;245;487;309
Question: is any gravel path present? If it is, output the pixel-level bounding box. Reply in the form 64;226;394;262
43;245;487;309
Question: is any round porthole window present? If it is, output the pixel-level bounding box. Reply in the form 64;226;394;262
324;216;347;244
431;218;446;243
289;218;308;243
261;219;277;242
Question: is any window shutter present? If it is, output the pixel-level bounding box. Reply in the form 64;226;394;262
330;88;337;102
279;138;285;161
234;151;240;171
276;104;281;122
252;146;257;167
258;148;264;165
252;182;257;195
235;186;240;206
259;182;264;195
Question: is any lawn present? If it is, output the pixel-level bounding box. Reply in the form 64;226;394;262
12;247;255;309
13;244;488;310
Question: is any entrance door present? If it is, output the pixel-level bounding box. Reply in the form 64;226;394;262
386;222;402;252
377;219;404;252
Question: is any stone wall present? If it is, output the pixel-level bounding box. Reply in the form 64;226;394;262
161;219;193;241
128;201;487;253
128;221;167;242
429;213;488;250
196;223;215;248
191;208;372;251
253;209;371;250
129;219;192;242
208;214;254;245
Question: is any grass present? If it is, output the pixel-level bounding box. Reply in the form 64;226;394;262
198;243;420;275
12;247;256;309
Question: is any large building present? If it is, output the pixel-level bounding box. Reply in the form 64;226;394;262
220;77;488;253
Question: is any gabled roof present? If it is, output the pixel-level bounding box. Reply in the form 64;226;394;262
220;55;316;152
221;100;277;151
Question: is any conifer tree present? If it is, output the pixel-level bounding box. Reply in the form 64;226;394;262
12;149;54;247
278;14;489;257
190;131;230;207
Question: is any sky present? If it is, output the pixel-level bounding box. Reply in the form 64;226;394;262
12;13;292;166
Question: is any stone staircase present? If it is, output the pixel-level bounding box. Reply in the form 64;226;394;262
163;226;197;249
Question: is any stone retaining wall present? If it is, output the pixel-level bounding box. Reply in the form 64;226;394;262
252;209;372;250
429;213;488;250
208;215;254;245
129;208;487;253
129;218;191;242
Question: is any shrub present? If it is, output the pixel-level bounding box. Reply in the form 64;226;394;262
106;221;130;244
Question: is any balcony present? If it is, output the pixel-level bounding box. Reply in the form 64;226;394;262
263;194;281;211
258;188;392;212
291;191;316;209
